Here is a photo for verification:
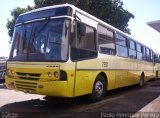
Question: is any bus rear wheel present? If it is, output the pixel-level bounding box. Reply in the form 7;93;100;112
139;73;145;88
90;75;106;103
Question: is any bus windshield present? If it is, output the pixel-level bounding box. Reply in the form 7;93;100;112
9;18;70;62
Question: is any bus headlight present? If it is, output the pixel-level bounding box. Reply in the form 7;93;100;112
54;71;59;78
48;72;52;78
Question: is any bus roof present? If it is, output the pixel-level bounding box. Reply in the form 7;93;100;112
19;3;154;52
20;3;74;16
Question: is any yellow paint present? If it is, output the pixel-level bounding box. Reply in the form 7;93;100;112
5;55;156;98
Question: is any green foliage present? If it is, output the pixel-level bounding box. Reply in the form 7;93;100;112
6;0;134;41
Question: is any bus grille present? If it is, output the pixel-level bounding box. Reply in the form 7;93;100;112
16;72;41;81
15;81;37;91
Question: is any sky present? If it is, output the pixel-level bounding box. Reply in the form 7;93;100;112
0;0;160;57
122;0;160;54
0;0;34;57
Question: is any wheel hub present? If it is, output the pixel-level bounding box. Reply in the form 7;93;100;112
95;81;103;97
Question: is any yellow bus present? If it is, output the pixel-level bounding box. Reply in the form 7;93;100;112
5;4;157;102
0;60;6;84
154;53;160;78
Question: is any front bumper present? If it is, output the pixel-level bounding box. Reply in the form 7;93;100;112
5;76;72;97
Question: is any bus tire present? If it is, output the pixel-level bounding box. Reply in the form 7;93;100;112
139;73;145;88
156;71;158;78
90;75;106;103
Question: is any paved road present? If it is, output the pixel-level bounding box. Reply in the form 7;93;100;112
0;79;160;118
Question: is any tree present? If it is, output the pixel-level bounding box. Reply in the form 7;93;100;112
6;0;134;41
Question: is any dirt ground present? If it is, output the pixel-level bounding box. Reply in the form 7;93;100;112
0;79;160;118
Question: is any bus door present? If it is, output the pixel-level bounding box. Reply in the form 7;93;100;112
71;18;98;97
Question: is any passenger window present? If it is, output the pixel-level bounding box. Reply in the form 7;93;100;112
116;34;128;57
137;52;143;60
154;54;158;63
116;45;128;57
129;40;136;50
146;48;151;61
136;43;142;60
142;47;146;60
71;22;97;61
116;34;127;46
77;23;96;51
128;40;136;59
150;50;153;62
98;25;115;55
136;43;142;52
129;49;136;59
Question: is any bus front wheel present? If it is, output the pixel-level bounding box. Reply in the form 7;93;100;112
90;75;106;103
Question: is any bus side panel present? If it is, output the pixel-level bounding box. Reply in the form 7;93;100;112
74;70;96;97
115;57;139;88
155;63;160;78
74;57;117;97
74;59;99;97
138;61;155;81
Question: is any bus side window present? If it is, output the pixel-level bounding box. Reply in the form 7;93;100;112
154;54;159;63
116;33;128;57
142;46;146;61
146;48;151;62
71;22;97;61
98;25;115;55
129;40;136;59
150;50;153;62
136;43;143;60
77;23;96;50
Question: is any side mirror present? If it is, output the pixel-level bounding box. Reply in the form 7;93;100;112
78;23;86;36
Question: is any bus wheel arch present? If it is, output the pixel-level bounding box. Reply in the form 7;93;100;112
90;72;108;102
98;72;108;88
